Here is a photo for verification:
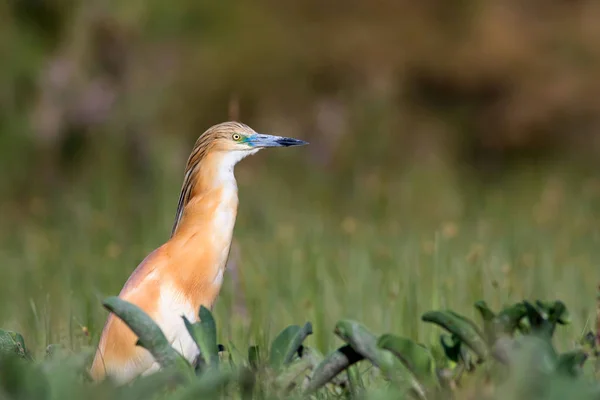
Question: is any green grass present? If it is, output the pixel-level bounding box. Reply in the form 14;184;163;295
0;137;599;373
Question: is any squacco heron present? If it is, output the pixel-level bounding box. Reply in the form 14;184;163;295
90;121;307;384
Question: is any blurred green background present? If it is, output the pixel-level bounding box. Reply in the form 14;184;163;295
1;0;600;357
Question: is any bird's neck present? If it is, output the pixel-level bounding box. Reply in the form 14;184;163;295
171;151;241;241
166;152;242;306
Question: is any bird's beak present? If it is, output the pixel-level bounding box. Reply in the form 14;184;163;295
250;133;309;148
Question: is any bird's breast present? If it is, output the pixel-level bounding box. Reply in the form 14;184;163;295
154;282;200;363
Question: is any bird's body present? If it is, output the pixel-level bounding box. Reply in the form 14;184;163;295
90;122;306;384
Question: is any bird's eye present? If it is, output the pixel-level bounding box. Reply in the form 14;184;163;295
232;133;241;141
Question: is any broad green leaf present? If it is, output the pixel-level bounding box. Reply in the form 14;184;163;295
447;310;486;340
440;334;474;371
334;321;388;368
269;322;312;371
523;301;554;338
0;329;32;360
422;311;489;362
440;334;461;363
334;320;427;398
183;306;219;367
377;334;438;387
536;300;571;325
552;302;571;325
283;322;313;365
304;344;363;394
496;302;527;335
269;325;299;370
474;301;496;321
102;297;192;375
517;318;531;335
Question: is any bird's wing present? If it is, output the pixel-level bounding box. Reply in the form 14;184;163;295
119;246;167;295
90;245;168;383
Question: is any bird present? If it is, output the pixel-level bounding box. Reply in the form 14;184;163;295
90;121;307;384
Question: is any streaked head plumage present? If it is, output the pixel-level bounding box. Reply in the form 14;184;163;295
196;121;308;152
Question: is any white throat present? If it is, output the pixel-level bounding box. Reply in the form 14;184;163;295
215;149;260;185
209;149;260;284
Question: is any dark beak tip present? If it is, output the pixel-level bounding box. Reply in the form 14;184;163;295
277;138;309;147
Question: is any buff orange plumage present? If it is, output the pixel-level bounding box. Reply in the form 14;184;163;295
90;121;307;384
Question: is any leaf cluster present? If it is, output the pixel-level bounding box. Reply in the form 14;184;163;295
0;298;598;399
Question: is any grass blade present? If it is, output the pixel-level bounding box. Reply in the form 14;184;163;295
248;345;260;370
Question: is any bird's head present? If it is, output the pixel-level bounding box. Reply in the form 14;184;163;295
190;121;308;171
172;121;307;235
185;121;308;182
206;121;308;153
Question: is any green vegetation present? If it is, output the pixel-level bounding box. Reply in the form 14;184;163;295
3;155;600;359
1;296;598;399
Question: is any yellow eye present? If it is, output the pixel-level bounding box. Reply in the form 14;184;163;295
232;133;241;141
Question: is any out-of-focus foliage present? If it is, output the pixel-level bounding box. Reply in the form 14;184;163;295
3;0;600;191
